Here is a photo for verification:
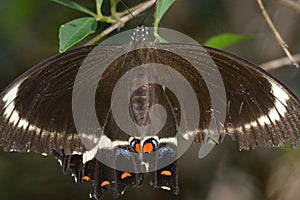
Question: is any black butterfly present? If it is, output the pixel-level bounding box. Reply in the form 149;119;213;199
0;30;299;199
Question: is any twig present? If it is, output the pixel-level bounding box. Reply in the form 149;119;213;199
117;3;145;18
257;0;299;68
274;0;300;13
261;53;300;71
85;0;157;46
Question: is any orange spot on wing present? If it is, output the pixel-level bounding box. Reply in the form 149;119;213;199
160;170;172;176
101;181;110;187
135;143;141;153
121;172;132;179
82;176;91;181
143;143;154;153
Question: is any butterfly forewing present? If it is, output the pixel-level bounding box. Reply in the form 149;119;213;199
204;46;300;149
0;46;96;154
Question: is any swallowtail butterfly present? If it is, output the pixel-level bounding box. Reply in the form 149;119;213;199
0;27;299;199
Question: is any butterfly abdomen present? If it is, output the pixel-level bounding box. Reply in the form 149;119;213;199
130;83;150;126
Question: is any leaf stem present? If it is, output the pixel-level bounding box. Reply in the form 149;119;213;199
111;0;120;19
95;0;103;19
85;0;157;45
95;0;117;23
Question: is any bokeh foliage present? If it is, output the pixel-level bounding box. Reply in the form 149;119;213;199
0;1;299;200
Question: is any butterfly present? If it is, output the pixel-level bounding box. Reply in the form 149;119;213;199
0;26;299;199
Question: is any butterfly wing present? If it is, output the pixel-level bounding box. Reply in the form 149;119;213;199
0;45;181;199
0;44;299;200
162;44;300;150
208;46;300;149
0;46;96;154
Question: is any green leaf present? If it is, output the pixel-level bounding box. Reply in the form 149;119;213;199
154;0;176;27
154;32;168;43
204;33;254;49
51;0;96;17
154;0;176;42
59;17;97;52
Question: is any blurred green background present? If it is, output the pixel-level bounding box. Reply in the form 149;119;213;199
0;0;300;200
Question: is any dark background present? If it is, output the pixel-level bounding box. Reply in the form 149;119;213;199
0;0;300;200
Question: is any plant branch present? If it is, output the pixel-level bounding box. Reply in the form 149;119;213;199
85;0;157;46
274;0;300;13
261;53;300;71
257;0;299;68
117;3;144;18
